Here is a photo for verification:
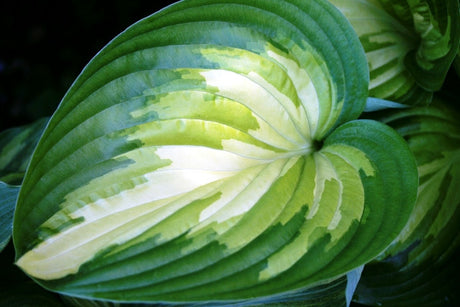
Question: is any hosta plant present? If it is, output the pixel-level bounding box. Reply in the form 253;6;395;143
329;0;460;106
8;0;419;304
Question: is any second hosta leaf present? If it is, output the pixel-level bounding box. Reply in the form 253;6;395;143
355;98;460;306
329;0;460;105
13;0;418;303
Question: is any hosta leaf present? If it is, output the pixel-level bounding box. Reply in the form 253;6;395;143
0;118;48;185
0;118;48;252
329;0;460;106
0;182;20;252
60;266;362;307
13;0;417;303
355;98;460;306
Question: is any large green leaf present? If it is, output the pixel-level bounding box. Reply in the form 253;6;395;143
355;98;460;306
13;0;417;303
329;0;460;106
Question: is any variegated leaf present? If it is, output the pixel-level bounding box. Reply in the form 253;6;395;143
329;0;460;106
13;0;417;303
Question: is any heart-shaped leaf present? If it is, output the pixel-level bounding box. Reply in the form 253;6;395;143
13;0;417;303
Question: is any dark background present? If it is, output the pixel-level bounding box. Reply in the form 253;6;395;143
1;0;458;132
0;0;176;131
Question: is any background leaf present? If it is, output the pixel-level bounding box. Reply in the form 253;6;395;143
355;98;460;306
329;0;460;106
0;117;48;185
0;118;48;252
399;0;460;91
0;182;19;252
364;97;409;112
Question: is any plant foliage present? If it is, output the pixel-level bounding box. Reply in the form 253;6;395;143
1;0;458;305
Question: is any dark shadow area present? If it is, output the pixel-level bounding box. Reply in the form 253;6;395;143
0;0;176;131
